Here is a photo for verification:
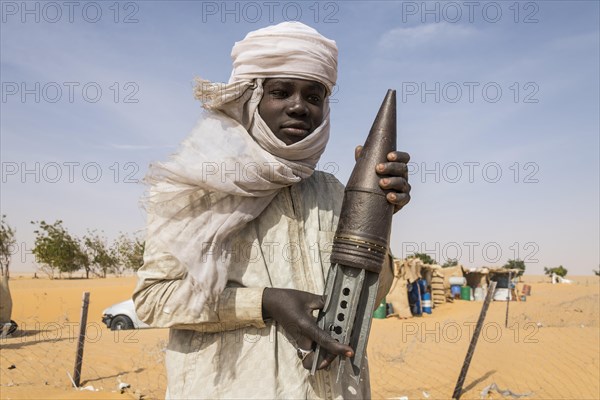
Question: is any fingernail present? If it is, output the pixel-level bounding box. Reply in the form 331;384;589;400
346;351;353;357
377;163;384;171
382;178;389;185
389;194;396;201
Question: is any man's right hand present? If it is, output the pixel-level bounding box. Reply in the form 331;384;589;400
261;287;354;370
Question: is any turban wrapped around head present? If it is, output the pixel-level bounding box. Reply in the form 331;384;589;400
195;21;338;108
229;21;338;94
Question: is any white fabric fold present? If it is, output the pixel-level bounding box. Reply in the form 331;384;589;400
230;21;337;93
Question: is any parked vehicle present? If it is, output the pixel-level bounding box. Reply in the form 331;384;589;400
102;299;150;330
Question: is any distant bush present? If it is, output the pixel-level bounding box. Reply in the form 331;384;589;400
410;253;436;265
503;259;526;276
442;258;459;268
544;265;568;278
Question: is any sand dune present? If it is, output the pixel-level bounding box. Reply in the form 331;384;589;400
1;275;598;399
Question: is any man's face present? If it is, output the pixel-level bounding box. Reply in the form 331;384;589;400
258;78;327;145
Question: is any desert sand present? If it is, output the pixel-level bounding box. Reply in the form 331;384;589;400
1;274;598;399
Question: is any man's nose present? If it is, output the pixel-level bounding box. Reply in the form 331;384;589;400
286;94;308;115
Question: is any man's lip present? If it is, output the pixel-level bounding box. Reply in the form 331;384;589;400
280;126;310;136
282;123;311;129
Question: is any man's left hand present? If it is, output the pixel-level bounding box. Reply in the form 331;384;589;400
355;146;411;213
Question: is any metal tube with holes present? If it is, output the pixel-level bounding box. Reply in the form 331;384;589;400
311;90;397;383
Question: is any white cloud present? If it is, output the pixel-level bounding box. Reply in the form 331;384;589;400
378;23;477;50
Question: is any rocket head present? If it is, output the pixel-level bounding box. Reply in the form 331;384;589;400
368;89;397;149
331;89;397;272
349;88;397;197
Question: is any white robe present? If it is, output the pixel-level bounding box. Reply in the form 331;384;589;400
134;171;393;399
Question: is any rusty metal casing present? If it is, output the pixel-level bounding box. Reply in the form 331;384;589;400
311;89;397;382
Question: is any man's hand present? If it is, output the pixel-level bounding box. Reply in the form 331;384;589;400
262;287;353;370
355;146;411;212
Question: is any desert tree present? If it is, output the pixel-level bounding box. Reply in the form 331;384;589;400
84;231;119;278
442;258;459;268
115;233;145;274
31;220;89;279
410;253;437;265
544;265;568;278
503;259;526;276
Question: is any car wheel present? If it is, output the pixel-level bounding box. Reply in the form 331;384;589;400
2;320;18;336
110;315;134;330
8;320;18;335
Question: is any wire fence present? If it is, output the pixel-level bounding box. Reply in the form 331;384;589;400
1;322;168;398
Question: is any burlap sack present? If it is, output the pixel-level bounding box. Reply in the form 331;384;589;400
0;275;13;324
386;278;412;319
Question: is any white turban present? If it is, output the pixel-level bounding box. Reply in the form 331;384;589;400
230;21;338;93
194;21;338;108
145;22;338;313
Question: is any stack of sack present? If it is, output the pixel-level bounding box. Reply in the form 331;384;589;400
431;268;446;305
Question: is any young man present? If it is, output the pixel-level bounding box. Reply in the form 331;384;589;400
134;22;410;399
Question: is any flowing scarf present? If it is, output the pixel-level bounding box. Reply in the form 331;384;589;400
144;22;337;311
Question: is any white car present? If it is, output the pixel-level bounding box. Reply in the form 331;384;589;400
102;299;150;330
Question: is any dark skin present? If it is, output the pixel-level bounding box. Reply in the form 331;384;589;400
260;78;411;370
259;78;326;146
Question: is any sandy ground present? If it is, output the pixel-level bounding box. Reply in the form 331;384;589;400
1;274;598;399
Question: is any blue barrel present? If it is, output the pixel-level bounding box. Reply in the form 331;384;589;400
451;284;462;298
422;292;432;314
409;281;422;316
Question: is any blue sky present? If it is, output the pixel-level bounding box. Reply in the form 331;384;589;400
1;1;598;275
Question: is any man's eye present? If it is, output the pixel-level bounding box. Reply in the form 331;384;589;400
270;90;287;98
308;95;322;104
